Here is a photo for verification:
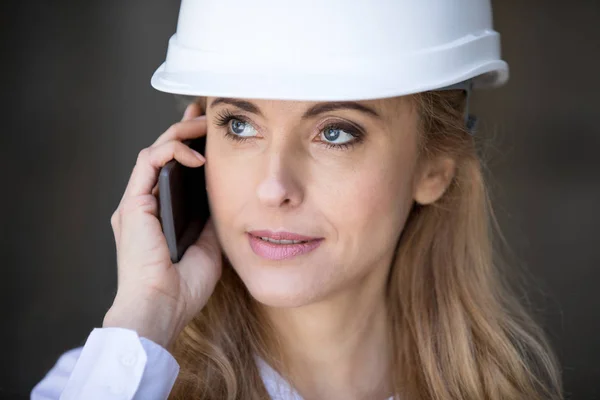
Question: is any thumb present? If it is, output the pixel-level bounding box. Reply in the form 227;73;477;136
178;219;222;306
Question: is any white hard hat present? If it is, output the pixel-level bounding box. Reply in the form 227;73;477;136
150;0;509;102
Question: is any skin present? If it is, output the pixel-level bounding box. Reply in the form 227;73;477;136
105;97;455;400
204;97;456;399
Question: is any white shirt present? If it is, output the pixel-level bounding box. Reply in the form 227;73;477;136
31;327;394;400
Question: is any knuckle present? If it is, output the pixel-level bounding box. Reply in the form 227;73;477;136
110;210;120;227
170;139;184;150
165;122;183;138
136;147;151;164
163;141;183;158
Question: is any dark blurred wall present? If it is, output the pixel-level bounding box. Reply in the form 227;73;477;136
2;1;598;399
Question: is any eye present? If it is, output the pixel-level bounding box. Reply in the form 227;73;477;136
229;118;258;138
320;125;357;145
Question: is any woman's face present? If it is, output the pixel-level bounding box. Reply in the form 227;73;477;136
204;96;446;307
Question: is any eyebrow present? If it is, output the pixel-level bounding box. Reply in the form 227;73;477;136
209;98;381;120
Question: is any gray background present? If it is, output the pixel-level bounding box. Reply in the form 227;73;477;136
2;1;598;398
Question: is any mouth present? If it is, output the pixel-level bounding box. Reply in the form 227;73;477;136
258;237;309;244
246;230;323;261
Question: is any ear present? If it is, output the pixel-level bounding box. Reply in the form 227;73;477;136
413;156;456;205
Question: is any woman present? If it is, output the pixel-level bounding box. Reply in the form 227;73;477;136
32;1;563;399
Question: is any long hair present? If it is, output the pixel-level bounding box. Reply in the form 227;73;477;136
168;91;563;400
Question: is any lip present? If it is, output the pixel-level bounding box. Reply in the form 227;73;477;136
247;230;323;261
248;230;320;241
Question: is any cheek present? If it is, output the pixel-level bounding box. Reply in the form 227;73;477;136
204;138;255;228
350;174;411;227
324;149;417;260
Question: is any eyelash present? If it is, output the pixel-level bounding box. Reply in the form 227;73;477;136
213;109;364;150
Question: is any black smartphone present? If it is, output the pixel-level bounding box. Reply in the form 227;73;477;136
158;136;209;263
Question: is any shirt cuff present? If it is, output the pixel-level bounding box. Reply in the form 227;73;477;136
59;327;179;400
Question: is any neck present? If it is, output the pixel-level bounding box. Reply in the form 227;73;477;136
262;263;393;400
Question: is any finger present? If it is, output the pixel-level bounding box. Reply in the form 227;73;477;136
112;102;205;248
123;141;205;200
178;219;222;305
151;117;207;148
116;105;206;208
152;184;161;216
110;209;121;252
152;102;207;148
182;102;203;122
119;194;161;234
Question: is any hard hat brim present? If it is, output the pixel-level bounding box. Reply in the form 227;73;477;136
151;62;508;102
150;32;508;102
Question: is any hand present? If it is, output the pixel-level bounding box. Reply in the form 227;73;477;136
104;103;221;350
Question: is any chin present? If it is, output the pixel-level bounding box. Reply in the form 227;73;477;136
232;261;330;308
248;288;316;308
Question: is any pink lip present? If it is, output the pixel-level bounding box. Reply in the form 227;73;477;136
247;230;323;261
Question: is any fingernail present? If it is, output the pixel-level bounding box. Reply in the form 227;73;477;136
192;149;205;161
193;115;206;121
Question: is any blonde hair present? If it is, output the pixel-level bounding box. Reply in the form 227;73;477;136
168;91;563;400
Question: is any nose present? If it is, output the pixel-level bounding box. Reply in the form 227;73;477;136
256;151;304;209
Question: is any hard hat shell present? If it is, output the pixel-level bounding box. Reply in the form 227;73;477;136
151;0;508;101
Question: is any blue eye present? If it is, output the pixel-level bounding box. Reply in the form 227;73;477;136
321;126;356;145
229;118;258;137
214;110;364;149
